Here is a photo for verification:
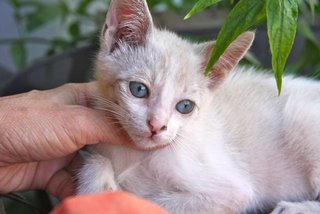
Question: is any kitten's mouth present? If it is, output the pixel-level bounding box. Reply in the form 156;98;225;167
115;120;170;151
125;132;171;151
124;139;170;151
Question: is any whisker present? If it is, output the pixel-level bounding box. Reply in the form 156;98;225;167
91;96;131;120
96;108;127;118
89;94;149;142
172;133;196;160
169;138;177;154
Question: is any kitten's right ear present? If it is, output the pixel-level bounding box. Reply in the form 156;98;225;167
101;0;153;53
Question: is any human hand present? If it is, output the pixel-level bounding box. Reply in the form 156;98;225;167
0;83;129;199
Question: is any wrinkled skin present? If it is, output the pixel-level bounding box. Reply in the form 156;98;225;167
0;83;129;199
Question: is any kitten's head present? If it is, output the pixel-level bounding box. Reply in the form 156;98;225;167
96;0;254;150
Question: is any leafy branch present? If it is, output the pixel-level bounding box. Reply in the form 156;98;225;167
186;0;319;94
2;0;320;90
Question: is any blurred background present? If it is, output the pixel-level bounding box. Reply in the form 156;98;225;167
0;0;319;213
0;0;319;97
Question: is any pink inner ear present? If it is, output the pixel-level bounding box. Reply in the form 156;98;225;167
104;0;152;51
118;7;150;45
200;43;227;84
209;52;238;82
200;43;223;83
206;32;254;86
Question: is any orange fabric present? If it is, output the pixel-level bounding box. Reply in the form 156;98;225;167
51;191;168;214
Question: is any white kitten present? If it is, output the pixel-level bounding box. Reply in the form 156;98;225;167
77;0;320;213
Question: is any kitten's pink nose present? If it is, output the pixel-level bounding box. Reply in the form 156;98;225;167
147;120;167;135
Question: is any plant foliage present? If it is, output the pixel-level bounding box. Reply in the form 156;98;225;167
267;0;298;94
1;0;320;93
186;0;319;93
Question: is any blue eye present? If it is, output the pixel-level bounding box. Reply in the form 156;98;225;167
129;81;148;98
176;99;195;114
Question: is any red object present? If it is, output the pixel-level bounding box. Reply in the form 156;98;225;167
51;191;169;214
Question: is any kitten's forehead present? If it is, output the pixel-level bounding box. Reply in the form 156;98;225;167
149;30;208;95
101;28;209;95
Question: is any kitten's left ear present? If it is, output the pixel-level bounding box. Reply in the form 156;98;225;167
101;0;153;53
198;31;255;87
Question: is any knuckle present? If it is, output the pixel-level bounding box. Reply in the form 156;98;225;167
26;89;41;97
61;83;78;91
61;83;88;106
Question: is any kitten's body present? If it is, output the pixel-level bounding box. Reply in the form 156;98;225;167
77;0;320;213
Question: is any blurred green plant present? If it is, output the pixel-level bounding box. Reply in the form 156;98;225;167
186;0;320;93
2;0;112;70
1;0;196;71
1;0;320;93
1;192;53;214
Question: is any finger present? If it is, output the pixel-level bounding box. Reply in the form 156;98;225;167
50;82;98;107
46;169;75;199
0;82;98;107
46;152;86;199
47;82;132;146
0;155;74;195
65;152;84;176
42;155;77;199
81;81;100;107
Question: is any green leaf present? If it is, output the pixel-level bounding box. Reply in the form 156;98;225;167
297;21;319;46
76;0;91;14
59;0;69;22
286;38;320;76
306;0;317;18
46;47;56;56
184;0;222;19
10;40;27;70
69;21;80;39
311;62;320;79
205;0;266;75
267;0;298;94
52;38;73;50
9;0;20;8
25;3;61;31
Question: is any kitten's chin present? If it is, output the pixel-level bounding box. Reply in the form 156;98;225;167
125;134;171;151
127;142;170;151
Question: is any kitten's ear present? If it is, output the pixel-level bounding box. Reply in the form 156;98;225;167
199;31;254;87
101;0;153;53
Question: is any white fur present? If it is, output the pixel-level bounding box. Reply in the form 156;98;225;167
77;0;320;213
79;67;320;213
271;201;320;214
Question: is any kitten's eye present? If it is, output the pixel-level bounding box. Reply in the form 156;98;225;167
176;99;195;114
129;81;148;98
